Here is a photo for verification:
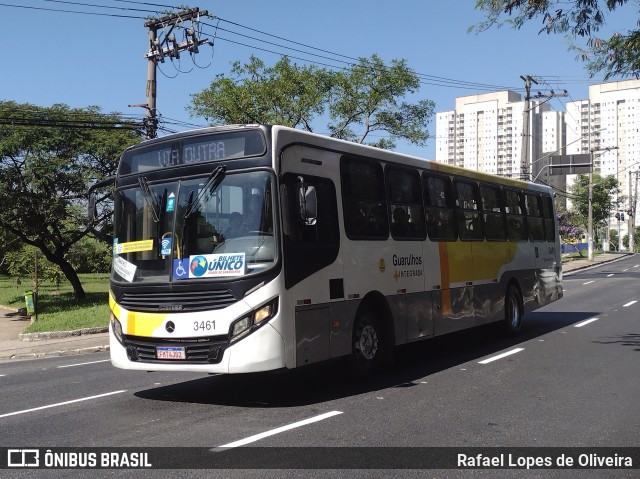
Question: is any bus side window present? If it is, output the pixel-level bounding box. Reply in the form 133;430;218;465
541;194;556;242
423;174;457;241
526;193;545;242
505;190;527;242
480;184;507;241
341;157;389;240
455;180;483;241
385;166;426;240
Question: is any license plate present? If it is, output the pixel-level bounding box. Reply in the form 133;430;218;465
156;346;186;360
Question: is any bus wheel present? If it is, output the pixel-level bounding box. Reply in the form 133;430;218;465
504;284;523;335
351;311;384;376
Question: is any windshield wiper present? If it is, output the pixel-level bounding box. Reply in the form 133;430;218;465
184;165;227;219
138;176;160;223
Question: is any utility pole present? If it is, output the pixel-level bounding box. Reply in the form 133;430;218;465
520;75;537;180
142;7;210;139
629;171;639;252
519;75;567;181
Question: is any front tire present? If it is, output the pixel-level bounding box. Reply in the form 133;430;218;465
504;284;523;335
350;311;385;377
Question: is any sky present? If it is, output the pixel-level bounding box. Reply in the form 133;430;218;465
0;0;634;159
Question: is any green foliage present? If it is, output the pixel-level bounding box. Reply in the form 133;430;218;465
569;174;621;239
190;56;333;130
67;236;112;274
0;101;140;300
473;0;639;78
190;54;434;149
0;273;109;332
328;55;434;149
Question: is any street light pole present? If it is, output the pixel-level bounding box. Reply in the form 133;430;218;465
588;154;593;260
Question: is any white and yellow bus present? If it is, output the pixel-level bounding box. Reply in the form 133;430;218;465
100;125;563;375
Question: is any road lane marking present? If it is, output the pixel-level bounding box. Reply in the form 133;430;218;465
213;411;343;450
623;300;637;307
623;268;630;272
583;280;595;285
575;317;599;328
0;390;126;419
57;359;110;369
478;348;524;364
607;274;614;277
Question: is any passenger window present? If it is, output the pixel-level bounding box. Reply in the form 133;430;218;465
423;174;457;241
542;194;556;242
480;185;507;241
505;190;527;242
341;158;388;240
455;180;482;241
526;193;545;241
385;166;425;240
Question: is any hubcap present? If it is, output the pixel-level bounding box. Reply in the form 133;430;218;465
357;324;378;360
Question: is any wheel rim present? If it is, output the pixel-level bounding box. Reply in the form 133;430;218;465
357;323;379;360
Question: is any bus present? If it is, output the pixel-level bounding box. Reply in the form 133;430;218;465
94;124;563;375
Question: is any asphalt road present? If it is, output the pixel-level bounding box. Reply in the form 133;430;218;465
1;256;639;479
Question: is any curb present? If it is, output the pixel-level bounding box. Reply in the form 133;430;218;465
7;344;110;361
18;326;109;342
562;253;633;276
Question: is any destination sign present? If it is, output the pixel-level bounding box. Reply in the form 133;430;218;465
119;130;265;175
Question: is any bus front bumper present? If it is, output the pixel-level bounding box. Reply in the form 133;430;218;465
109;322;286;374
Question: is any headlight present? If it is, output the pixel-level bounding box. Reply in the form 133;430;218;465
110;311;124;345
230;297;278;342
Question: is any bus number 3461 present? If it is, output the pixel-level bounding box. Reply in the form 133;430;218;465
193;320;216;332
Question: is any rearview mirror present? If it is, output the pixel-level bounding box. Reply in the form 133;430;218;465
296;176;317;226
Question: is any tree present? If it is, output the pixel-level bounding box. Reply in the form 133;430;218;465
0;101;141;300
569;173;621;244
473;0;640;79
328;55;434;149
189;54;434;149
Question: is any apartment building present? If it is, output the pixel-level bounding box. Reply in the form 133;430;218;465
565;79;640;243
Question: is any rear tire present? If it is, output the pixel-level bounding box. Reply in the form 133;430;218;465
350;311;385;377
504;284;523;335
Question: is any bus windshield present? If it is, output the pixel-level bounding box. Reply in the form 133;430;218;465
112;170;276;284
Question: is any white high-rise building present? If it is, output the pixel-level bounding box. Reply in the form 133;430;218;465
565;79;640;245
435;91;553;180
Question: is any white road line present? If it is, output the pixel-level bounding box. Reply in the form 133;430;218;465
575;317;599;328
57;359;111;369
607;274;614;277
634;265;639;268
478;348;524;365
583;280;595;285
623;268;630;272
623;300;637;307
0;390;126;419
214;411;343;451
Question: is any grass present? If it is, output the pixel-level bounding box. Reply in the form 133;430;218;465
0;274;109;333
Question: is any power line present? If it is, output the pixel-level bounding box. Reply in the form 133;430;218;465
0;1;143;18
42;0;157;14
206;18;519;92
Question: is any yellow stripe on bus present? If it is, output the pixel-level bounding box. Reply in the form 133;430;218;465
126;311;167;336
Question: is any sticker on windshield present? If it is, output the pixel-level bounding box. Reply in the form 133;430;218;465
160;235;172;256
166;192;176;212
113;256;137;282
114;239;154;254
173;253;246;280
